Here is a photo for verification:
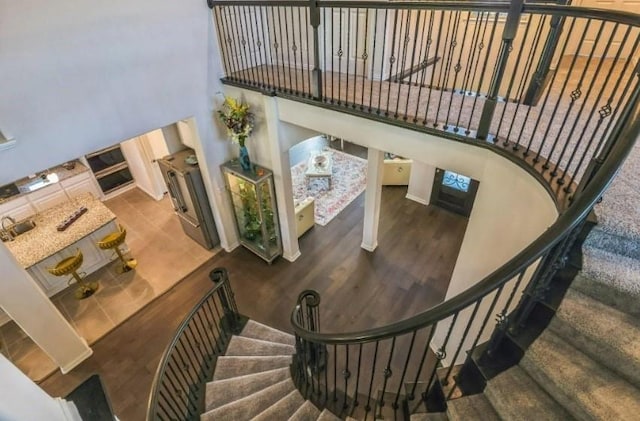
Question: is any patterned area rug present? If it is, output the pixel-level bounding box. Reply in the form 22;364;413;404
292;149;367;226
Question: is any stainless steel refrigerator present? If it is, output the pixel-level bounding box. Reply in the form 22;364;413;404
157;149;219;250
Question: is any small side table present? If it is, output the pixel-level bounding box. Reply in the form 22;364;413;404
305;151;333;189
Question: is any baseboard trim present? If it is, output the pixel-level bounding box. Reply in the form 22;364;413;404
283;250;302;262
406;193;428;206
60;347;93;374
361;242;378;252
223;241;241;253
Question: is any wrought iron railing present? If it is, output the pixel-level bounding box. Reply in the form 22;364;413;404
209;0;640;201
146;268;242;421
290;115;639;419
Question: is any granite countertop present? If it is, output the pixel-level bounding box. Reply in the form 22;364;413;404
0;160;91;205
4;193;116;268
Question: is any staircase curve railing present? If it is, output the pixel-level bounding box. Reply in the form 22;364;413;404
185;0;640;417
208;0;640;204
146;268;242;421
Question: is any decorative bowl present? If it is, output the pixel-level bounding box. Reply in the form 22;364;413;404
314;155;327;167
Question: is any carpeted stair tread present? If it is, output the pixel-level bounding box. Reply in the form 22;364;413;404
446;394;498;421
240;319;296;346
226;335;296;357
212;355;292;381
521;329;640;420
252;389;306;420
317;408;341;420
204;367;291;411
200;378;295;421
410;412;448;420
590;178;640;250
288;400;321;420
550;288;640;386
485;366;569;420
574;247;640;316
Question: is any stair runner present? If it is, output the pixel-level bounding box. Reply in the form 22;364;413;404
412;142;640;420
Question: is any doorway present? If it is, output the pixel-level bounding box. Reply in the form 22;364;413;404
430;168;479;217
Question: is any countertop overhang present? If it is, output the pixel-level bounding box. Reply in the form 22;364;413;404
4;193;116;268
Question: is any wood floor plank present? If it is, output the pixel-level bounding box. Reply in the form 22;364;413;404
40;177;467;421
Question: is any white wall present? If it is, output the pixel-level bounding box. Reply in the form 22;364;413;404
0;0;222;183
0;354;80;421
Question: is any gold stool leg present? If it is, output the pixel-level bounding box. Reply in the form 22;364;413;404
114;247;137;273
70;271;99;300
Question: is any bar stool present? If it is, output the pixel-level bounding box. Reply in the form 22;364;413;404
47;250;99;300
97;224;137;273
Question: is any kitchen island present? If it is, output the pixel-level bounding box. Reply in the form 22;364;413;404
3;193;120;299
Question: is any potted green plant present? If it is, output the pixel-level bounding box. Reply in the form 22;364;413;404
217;96;255;171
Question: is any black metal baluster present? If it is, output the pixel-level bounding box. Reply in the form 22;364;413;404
495;13;533;142
333;344;338;402
259;7;274;90
338;7;343;104
446;10;471;131
424;10;445;126
393;331;417;409
297;7;305;96
394;9;411;118
385;9;400;116
408;323;438;401
277;7;288;92
284;6;295;93
359;8;369;110
443;300;483;398
468;13;500;134
331;7;336;103
377;10;389;114
424;313;458;399
353;8;360;108
288;7;299;94
415;9;434;124
305;7;311;97
402;10;422;120
223;7;241;81
343;345;351;409
213;7;230;77
460;12;489;133
233;6;250;83
239;6;256;85
353;343;364;412
507;15;547;149
457;10;484;113
523;17;578;158
243;6;260;85
368;8;378;113
346;7;352;107
200;299;223;354
469;285;504;353
377;337;396;416
364;341;379;415
252;7;267;88
434;9;455;127
553;21;614;182
533;18;589;164
323;7;328;101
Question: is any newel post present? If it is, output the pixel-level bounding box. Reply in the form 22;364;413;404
210;267;241;333
309;0;323;99
477;0;525;139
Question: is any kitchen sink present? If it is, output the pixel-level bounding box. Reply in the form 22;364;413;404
11;220;37;236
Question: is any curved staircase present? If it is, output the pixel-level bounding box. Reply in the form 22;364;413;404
200;320;342;420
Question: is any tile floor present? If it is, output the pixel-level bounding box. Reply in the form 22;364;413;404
0;188;219;382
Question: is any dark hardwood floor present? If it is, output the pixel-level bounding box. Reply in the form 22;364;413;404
40;185;468;421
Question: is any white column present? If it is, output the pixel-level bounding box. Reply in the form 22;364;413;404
0;244;92;374
361;147;384;251
0;354;81;421
406;160;436;205
263;96;301;262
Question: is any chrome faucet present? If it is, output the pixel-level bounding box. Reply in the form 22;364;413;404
1;216;15;241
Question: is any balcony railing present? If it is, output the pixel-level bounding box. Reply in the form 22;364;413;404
209;0;640;201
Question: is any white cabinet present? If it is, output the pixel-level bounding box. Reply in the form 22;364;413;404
28;183;67;213
0;196;35;222
61;172;101;200
26;220;119;297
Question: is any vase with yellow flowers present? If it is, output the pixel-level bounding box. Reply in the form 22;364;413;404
217;96;255;171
